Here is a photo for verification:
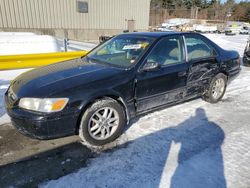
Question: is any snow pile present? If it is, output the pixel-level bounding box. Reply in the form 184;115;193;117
204;33;248;56
0;32;96;55
65;40;97;51
0;33;61;55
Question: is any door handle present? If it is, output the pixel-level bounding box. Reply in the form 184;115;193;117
178;71;187;77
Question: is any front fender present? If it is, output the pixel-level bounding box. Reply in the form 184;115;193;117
78;89;134;124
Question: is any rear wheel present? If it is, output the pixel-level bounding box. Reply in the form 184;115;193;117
79;98;126;146
203;73;227;103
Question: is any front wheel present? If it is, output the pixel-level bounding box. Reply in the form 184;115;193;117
202;73;227;103
79;98;126;146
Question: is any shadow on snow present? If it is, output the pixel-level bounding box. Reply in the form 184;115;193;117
0;107;226;188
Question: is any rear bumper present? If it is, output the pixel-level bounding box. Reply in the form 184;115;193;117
227;67;241;84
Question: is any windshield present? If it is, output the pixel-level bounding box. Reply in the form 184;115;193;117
86;36;155;68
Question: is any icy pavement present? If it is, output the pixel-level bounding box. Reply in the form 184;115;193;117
0;34;250;188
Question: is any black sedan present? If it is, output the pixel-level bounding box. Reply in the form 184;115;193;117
5;32;241;146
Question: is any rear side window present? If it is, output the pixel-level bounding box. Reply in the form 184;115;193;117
146;36;184;66
185;36;213;61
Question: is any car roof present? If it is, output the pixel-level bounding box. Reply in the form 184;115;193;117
119;31;190;38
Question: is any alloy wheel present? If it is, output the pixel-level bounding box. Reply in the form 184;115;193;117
88;107;119;140
212;78;225;100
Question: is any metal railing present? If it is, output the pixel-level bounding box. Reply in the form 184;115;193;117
0;51;88;70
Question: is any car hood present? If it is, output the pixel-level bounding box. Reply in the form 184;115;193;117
11;58;124;98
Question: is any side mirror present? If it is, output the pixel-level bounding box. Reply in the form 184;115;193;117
143;61;161;72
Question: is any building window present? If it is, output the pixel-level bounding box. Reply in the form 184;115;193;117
77;1;88;13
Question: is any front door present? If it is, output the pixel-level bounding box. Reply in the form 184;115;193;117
136;36;188;113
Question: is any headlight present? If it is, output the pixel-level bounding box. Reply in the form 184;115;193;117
19;98;69;113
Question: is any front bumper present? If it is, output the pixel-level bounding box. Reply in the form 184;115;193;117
5;95;80;140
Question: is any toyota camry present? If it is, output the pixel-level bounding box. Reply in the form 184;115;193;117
5;32;241;146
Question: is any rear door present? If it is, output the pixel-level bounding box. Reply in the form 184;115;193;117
135;35;188;112
184;34;219;98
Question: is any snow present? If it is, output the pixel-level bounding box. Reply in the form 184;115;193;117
204;33;248;56
0;34;61;55
0;34;249;188
194;25;217;32
0;32;36;36
162;18;193;26
65;40;97;51
0;32;96;55
41;70;250;188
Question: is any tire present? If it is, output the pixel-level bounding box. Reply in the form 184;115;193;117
202;73;227;103
79;98;126;146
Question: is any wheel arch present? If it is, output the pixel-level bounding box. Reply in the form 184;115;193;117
218;70;229;82
75;93;130;135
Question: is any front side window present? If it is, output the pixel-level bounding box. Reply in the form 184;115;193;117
86;36;155;68
145;36;184;66
185;36;213;61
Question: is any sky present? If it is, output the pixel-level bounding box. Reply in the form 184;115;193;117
220;0;245;3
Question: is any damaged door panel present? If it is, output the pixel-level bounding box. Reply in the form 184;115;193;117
186;57;219;97
184;34;220;98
